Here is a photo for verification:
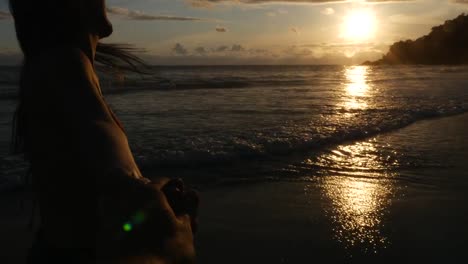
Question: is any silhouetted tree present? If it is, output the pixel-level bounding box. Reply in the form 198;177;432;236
368;14;468;65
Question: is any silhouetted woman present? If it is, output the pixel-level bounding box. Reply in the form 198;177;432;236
9;1;197;263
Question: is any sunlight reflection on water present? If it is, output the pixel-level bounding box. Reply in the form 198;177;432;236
312;140;396;253
303;65;398;254
342;66;371;110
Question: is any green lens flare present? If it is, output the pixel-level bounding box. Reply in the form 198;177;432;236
123;223;133;232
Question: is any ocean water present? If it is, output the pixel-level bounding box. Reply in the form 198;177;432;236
0;65;468;188
1;65;468;262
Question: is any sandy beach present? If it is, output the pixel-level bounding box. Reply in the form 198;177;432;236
2;113;468;263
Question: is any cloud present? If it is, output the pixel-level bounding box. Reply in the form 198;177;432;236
277;9;289;14
163;42;275;62
388;13;446;25
107;7;203;21
0;10;12;20
283;46;313;56
231;44;245;52
321;8;335;15
266;9;289;17
164;40;387;60
187;0;413;8
215;26;228;32
172;43;249;56
191;44;247;55
215;45;230;52
187;0;216;8
148;41;387;65
143;49;383;65
290;27;300;34
194;46;208;54
296;42;388;59
173;43;189;55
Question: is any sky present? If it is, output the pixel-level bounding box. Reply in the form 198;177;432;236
1;0;468;65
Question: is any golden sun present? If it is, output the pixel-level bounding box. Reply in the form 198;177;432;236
342;9;377;41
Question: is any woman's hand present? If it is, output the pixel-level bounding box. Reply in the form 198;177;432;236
161;178;199;234
97;176;199;263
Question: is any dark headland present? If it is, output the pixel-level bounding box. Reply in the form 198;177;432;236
365;13;468;65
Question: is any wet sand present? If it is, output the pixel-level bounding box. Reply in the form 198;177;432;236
2;113;468;263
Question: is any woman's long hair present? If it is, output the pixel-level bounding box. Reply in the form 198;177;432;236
9;0;149;158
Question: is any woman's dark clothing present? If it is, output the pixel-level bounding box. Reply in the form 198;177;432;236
27;229;95;264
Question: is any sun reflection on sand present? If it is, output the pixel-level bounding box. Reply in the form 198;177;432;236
342;66;371;110
307;140;396;253
322;176;392;252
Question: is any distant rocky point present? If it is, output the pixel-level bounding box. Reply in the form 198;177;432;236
365;14;468;65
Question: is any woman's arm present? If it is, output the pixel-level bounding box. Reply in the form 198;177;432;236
39;48;196;262
43;47;146;185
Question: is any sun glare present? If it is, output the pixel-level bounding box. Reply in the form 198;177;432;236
342;9;377;41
